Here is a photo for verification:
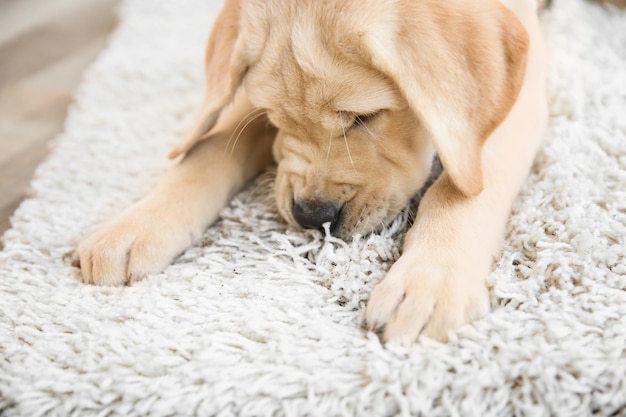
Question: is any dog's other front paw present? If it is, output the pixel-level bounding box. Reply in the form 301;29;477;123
72;203;199;286
366;255;490;344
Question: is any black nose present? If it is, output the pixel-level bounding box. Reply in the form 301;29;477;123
292;199;341;231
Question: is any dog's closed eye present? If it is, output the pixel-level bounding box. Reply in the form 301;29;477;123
353;111;383;129
338;110;383;130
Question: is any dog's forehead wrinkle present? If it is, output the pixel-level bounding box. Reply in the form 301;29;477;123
291;15;335;80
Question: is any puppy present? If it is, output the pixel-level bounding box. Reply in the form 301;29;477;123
74;0;548;344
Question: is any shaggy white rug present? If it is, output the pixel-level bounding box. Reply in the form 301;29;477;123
1;1;625;416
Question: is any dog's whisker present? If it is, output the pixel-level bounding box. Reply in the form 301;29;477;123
350;204;369;235
245;181;276;205
229;111;267;157
386;208;406;222
378;219;389;233
355;118;392;154
256;176;277;188
341;123;357;172
326;128;334;163
232;108;265;138
224;109;267;157
355;118;380;142
255;172;277;184
406;206;417;223
224;109;264;154
244;174;277;205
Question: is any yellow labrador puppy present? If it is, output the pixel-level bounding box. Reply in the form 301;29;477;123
74;0;548;343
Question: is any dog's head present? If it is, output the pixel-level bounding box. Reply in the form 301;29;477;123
171;0;529;239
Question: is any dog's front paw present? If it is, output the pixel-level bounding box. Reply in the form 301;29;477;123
366;255;490;344
72;203;198;286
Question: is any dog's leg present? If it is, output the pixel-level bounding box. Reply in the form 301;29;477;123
74;95;274;285
367;7;548;343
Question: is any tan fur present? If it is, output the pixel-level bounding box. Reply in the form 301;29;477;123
599;0;626;7
74;0;548;343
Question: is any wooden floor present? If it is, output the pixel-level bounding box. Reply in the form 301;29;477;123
0;0;119;240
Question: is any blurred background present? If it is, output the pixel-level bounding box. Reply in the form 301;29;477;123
0;0;119;238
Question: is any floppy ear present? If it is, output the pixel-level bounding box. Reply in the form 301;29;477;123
169;0;247;159
363;1;529;196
